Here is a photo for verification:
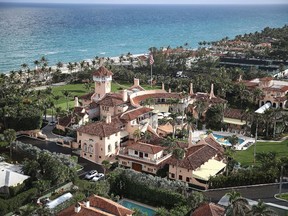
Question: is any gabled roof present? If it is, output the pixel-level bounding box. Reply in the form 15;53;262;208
168;135;224;170
127;142;165;154
98;93;125;106
92;66;113;77
223;108;245;120
58;115;73;127
57;194;134;216
191;203;225;216
120;107;153;122
77;117;123;137
0;169;30;188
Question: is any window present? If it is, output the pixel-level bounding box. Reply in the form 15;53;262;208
108;136;110;140
135;151;138;155
148;168;153;172
89;139;93;142
90;155;92;157
145;153;148;157
100;137;103;140
186;177;190;182
115;141;118;148
122;161;127;165
89;145;93;153
171;173;175;178
84;143;87;152
108;144;111;152
179;175;183;180
99;156;101;158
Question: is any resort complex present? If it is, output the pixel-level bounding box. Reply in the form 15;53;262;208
0;22;288;216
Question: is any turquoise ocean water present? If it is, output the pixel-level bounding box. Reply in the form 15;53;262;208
0;3;288;73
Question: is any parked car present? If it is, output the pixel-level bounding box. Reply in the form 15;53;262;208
91;173;105;182
85;170;98;180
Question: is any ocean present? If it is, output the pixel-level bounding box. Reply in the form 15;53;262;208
0;3;288;73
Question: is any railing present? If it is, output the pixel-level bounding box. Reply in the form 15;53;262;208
118;151;172;165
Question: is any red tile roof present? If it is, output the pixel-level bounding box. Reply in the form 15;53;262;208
223;108;245;120
79;92;94;100
93;66;113;77
127;142;165;154
58;115;73;127
168;135;224;170
191;203;225;216
120;107;153;121
98;93;124;106
77;117;123;137
57;195;134;216
259;77;273;82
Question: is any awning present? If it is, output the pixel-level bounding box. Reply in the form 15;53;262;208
223;117;246;126
120;131;129;138
192;159;226;181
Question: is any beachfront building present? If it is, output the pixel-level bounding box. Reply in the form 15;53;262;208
57;194;134;216
118;141;171;174
168;134;226;189
241;77;288;109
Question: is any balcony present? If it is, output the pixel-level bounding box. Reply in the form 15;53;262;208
118;149;172;165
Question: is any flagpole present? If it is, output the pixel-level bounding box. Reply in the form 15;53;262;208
150;64;152;87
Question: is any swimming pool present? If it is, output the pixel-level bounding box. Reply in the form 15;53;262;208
119;199;156;216
213;133;244;145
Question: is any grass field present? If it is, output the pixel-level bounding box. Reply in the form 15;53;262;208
234;140;288;166
49;81;161;110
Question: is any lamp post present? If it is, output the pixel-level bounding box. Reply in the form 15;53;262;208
254;119;258;164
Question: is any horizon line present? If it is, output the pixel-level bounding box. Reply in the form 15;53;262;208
1;2;288;5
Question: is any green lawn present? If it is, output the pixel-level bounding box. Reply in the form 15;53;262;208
234;140;288;166
49;81;161;110
276;193;288;201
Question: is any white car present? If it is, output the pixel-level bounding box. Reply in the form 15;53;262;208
91;173;105;182
85;170;98;180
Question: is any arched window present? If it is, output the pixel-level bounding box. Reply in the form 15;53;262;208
84;143;87;152
89;144;93;153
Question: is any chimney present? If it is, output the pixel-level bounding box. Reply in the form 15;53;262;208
74;203;81;213
106;113;111;124
189;83;194;95
188;129;193;148
168;88;171;93
162;82;165;91
84;199;90;208
74;96;79;107
122;89;128;102
209;83;215;99
134;78;140;86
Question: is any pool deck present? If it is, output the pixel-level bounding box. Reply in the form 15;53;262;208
191;130;255;151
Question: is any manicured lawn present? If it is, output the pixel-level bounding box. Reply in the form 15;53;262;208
234;140;288;166
49;81;161;110
276;193;288;201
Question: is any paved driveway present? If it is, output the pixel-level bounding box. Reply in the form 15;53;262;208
17;136;104;175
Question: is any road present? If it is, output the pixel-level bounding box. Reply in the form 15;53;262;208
17;136;104;176
204;183;288;207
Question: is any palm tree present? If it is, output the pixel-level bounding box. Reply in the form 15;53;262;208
56;61;63;69
143;131;152;143
133;129;142;142
3;129;16;159
250;200;277;216
172;147;185;181
225;190;251;216
101;160;111;179
61;90;71;111
34;60;40;70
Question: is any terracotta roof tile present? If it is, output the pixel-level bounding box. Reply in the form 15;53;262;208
90;195;134;216
57;195;134;216
224;108;245;120
98;93;125;106
120;107;153;121
168;136;223;170
79;92;94;100
58;115;73;127
77;117;123;137
128;142;165;154
191;203;225;216
92;66;113;77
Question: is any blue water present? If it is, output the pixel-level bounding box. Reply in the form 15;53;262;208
119;199;156;216
213;133;244;145
0;3;288;72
